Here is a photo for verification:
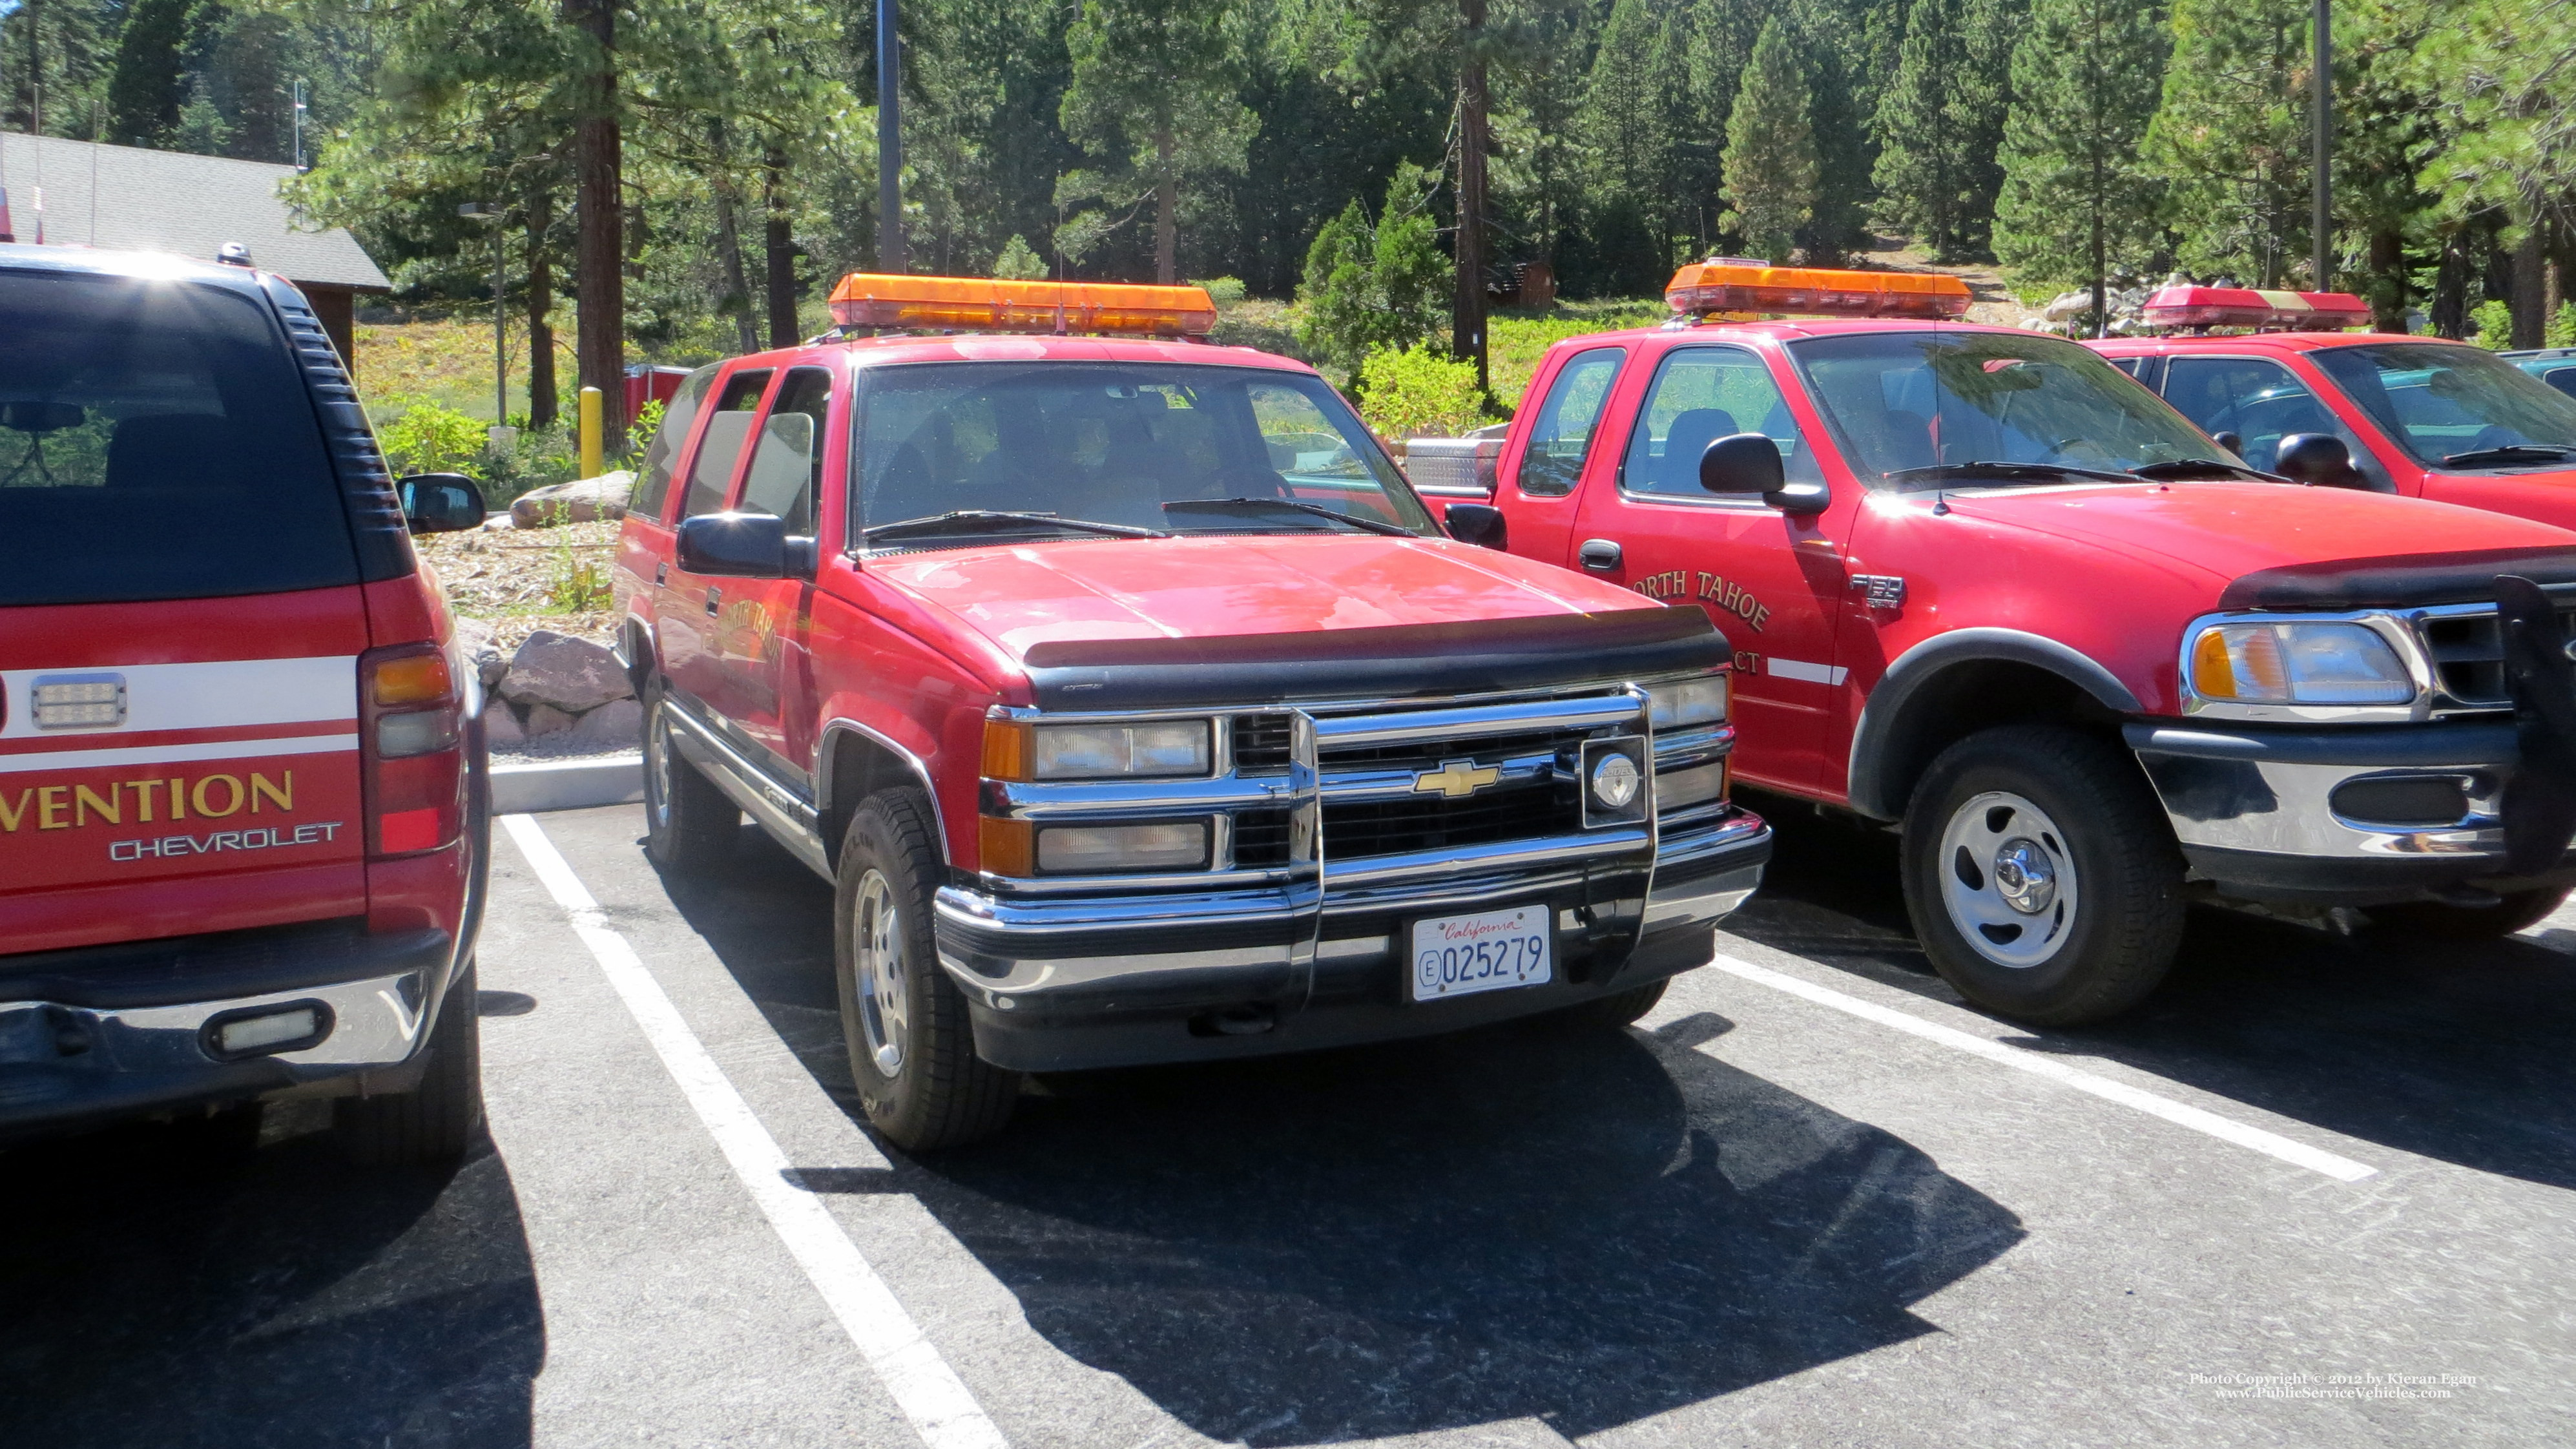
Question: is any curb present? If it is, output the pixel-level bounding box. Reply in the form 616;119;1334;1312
490;753;645;815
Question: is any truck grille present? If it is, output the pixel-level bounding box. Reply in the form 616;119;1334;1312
2418;605;2576;709
1324;783;1575;859
1231;713;1294;773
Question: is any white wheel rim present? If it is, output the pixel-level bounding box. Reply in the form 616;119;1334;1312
1937;790;2079;970
646;707;675;828
853;869;909;1078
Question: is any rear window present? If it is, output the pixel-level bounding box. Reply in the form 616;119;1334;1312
0;270;354;606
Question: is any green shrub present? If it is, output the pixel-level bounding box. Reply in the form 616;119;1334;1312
2471;298;2514;350
1355;344;1497;439
376;399;490;479
1194;276;1248;305
1295;162;1450;379
993;235;1049;280
2550;302;2576;350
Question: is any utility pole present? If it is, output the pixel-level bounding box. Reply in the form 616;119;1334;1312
1453;0;1489;399
570;0;623;441
293;79;306;171
2312;0;2332;292
876;0;903;274
462;202;506;428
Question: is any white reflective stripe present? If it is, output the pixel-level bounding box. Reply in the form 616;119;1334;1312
1765;657;1848;685
0;656;357;740
0;733;359;774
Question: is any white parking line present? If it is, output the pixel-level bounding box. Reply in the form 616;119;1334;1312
501;813;1011;1449
1705;952;2380;1183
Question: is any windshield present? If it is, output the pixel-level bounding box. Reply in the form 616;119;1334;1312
851;362;1436;548
0;269;353;607
1786;331;2230;487
2308;342;2576;469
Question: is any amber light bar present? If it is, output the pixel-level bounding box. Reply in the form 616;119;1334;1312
1665;261;1971;321
2141;286;2371;331
828;274;1220;338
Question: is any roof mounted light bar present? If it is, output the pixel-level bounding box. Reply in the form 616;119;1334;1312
1664;260;1972;322
826;274;1219;339
2140;286;2371;332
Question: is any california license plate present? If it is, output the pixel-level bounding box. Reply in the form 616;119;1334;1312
1407;904;1553;1002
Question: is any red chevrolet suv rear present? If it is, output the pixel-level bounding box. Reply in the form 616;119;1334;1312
0;245;490;1162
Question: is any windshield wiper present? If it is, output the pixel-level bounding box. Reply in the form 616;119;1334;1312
2127;459;2283;482
2439;444;2576;468
1160;497;1418;537
1885;460;2142;486
862;510;1167;543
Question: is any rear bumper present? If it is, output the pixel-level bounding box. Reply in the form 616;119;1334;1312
935;807;1771;1072
0;923;463;1138
2126;721;2576;904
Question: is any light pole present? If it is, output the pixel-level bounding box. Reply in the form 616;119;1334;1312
876;0;903;273
2312;0;2332;291
460;202;508;443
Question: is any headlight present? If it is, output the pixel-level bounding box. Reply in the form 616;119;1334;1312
2188;621;2414;705
1035;821;1209;873
986;720;1212;780
1647;674;1729;730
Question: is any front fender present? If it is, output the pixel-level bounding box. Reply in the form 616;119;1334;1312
1845;628;2143;819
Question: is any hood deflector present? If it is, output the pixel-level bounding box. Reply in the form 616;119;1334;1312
2218;546;2576;611
1020;607;1727;713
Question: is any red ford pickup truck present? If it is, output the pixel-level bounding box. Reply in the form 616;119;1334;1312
610;275;1771;1149
1423;260;2576;1027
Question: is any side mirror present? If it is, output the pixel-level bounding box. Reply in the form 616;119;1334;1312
399;473;486;534
1445;503;1506;548
2212;430;2245;457
2275;433;2363;488
1699;432;1785;496
678;512;818;578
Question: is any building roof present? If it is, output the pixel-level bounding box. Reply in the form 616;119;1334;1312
0;132;387;291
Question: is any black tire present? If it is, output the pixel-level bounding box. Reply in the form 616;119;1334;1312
835;789;1019;1151
1552;977;1669;1030
335;963;484;1165
2371;886;2571;939
1900;725;2186;1026
642;678;738;872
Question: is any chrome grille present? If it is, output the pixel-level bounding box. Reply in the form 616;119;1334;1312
2416;604;2576;710
1323;783;1577;859
1231;713;1294;774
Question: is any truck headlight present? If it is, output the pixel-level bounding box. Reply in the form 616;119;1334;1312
1036;821;1210;873
1646;674;1729;730
2188;621;2414;705
986;719;1214;780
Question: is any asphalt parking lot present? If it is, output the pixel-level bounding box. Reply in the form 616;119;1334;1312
6;798;2573;1448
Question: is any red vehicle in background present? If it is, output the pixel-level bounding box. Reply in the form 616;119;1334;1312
1;245;491;1161
2088;286;2576;529
610;275;1770;1151
1424;260;2576;1027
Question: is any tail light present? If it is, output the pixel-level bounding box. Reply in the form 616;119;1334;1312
361;642;463;857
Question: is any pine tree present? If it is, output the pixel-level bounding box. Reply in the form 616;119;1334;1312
1721;17;1819;264
993;235;1050;279
1870;0;2019;260
1057;0;1258;284
1993;0;2169;326
2145;0;2314;285
107;0;192;147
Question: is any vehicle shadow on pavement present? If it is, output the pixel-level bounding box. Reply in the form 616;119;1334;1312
0;1110;543;1448
666;824;2026;1446
1729;795;2576;1193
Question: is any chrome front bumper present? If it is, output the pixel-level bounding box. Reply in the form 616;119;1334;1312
2126;721;2576;903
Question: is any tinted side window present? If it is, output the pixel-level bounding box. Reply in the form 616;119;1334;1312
1515;348;1623;497
1619;345;1823;497
0;271;354;607
740;368;831;536
2165;357;2336;472
681;370;773;517
629;364;718;522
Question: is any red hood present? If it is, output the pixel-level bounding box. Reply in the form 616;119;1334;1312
873;534;1642;660
1935;481;2576;584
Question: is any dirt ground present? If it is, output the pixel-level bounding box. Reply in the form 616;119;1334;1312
417;518;620;648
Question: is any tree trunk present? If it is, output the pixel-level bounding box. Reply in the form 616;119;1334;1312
712;178;762;357
526;194;558;430
2429;227;2471;339
1455;0;1490;398
2513;211;2548;349
2366;224;2406;334
569;0;624;442
763;145;797;347
1152;127;1177;286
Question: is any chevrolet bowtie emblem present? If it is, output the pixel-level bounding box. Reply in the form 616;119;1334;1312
1413;758;1501;798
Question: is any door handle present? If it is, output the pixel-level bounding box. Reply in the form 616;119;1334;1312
705;587;722;617
1578;538;1623;571
656;561;670;585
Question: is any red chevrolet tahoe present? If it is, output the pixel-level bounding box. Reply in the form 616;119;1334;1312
612;275;1771;1150
2086;287;2576;530
1423;260;2576;1027
1;245;490;1160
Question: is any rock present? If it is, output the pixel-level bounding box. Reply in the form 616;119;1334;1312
499;631;633;714
563;696;644;751
483;705;525;749
452;616;507;691
523;703;577;737
511;471;636;528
